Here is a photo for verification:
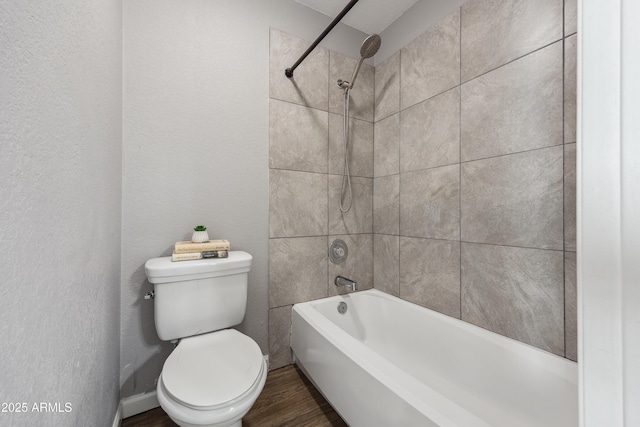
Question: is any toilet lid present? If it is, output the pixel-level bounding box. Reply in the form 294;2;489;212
162;329;264;409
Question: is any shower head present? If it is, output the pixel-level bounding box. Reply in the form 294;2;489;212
341;34;382;90
360;34;381;59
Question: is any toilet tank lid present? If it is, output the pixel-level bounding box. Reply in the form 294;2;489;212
145;251;252;283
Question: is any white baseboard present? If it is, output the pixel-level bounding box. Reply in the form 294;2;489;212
121;390;159;419
112;402;122;427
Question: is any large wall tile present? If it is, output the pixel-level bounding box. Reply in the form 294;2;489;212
328;175;373;235
373;175;399;235
565;0;577;36
329;113;374;178
374;234;399;296
269;99;328;173
374;113;400;177
269;169;327;237
269;237;328;308
269;305;292;370
269;28;328;110
374;52;400;122
461;146;563;249
329;52;374;122
400;237;461;318
565;251;577;361
328;234;373;295
400;164;460;240
401;87;460;172
461;42;563;162
461;0;563;81
401;9;460;110
461;242;564;356
564;143;576;251
564;34;577;144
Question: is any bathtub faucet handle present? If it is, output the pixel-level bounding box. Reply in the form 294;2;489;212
334;276;358;292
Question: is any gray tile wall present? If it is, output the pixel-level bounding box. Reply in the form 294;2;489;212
373;0;577;360
268;29;374;369
268;0;578;368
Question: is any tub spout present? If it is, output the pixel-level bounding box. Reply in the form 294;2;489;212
335;276;358;291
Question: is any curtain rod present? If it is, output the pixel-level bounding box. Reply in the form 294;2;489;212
285;0;360;78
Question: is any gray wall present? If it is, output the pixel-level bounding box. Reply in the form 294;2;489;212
0;0;122;425
121;0;368;398
268;29;375;369
373;0;578;360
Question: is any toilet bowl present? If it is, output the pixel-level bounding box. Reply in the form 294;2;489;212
156;329;267;427
144;252;266;427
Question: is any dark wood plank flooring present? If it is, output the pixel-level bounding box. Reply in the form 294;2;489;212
122;364;347;427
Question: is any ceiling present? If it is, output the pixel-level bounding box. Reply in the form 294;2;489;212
294;0;420;35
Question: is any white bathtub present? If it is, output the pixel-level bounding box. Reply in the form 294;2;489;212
291;289;578;427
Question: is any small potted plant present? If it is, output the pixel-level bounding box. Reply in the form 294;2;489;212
191;225;209;243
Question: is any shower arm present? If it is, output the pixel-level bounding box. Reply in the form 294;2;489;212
285;0;360;78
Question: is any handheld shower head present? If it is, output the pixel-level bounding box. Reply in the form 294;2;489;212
341;34;382;90
337;34;382;213
360;34;381;59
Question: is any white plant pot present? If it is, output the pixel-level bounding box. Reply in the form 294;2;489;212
191;230;209;243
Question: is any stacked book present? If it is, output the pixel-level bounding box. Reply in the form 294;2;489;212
171;239;231;262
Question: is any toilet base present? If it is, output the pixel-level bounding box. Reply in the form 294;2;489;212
166;415;241;427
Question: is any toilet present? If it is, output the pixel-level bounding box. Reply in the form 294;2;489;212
145;251;267;427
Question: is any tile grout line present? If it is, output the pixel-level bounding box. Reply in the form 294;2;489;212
397;47;403;300
326;51;331;299
459;38;565;86
459;5;463;320
270;234;565;252
267;26;273;365
561;1;567;359
394;144;566;177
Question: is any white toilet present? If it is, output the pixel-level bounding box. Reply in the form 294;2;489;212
145;251;267;427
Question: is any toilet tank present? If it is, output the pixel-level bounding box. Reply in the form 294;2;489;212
144;251;252;341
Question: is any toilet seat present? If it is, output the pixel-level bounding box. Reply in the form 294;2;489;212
162;329;264;410
157;356;267;427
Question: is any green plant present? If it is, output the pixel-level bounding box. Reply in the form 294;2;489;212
194;225;207;232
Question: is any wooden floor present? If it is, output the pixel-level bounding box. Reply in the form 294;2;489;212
122;364;347;427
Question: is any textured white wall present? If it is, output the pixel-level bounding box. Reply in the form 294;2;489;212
0;0;122;426
121;0;368;398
